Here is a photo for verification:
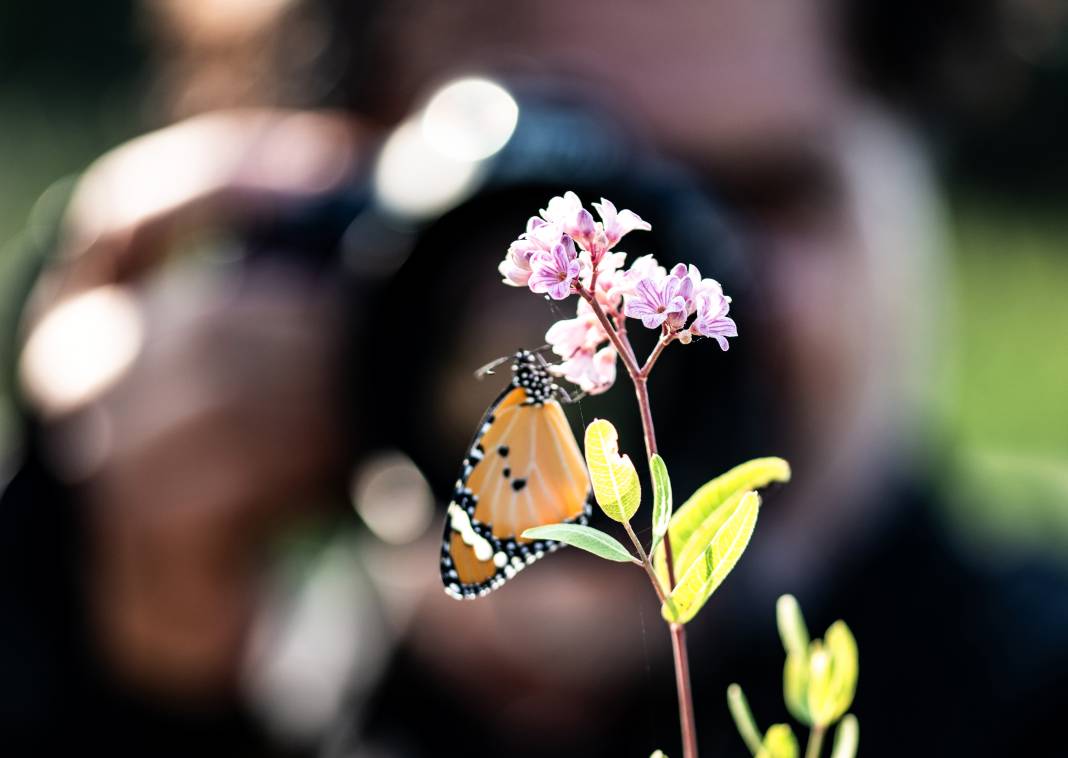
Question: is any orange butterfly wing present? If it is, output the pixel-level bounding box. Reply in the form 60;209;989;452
441;356;591;599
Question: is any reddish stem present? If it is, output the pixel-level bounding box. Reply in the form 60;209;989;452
671;623;699;758
576;285;696;758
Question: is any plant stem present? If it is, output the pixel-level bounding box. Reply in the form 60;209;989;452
631;374;678;589
577;285;697;758
576;285;641;377
806;726;827;758
622;520;670;607
640;333;675;378
671;622;699;758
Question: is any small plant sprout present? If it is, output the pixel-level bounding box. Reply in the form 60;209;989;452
729;595;860;758
490;190;798;757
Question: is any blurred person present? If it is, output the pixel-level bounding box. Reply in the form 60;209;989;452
2;1;1067;758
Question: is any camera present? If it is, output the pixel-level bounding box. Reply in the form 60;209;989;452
239;75;769;489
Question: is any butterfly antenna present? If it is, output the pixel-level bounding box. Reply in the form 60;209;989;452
555;384;588;405
474;353;512;379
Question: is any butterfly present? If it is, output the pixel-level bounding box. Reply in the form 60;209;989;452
441;350;592;599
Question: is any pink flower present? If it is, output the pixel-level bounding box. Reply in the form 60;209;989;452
692;290;738;350
498;243;535;286
697;277;724;300
591;267;623;310
541;191;597;251
618;254;667;297
540;192;651;265
592;197;651;250
668;263;701;311
623;275;687;330
578;249;627;307
528;237;581;300
499;217;565;287
545;299;606;358
553;345;618;394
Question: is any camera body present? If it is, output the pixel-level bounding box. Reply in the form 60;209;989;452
241;77;769;488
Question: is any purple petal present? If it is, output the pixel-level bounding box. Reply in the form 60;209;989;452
624;299;656;319
572;208;596;245
547;279;572;300
641;312;666;329
528;267;561;293
549;243;571;272
634;278;663;307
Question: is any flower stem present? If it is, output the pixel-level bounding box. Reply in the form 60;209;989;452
622;520;670;607
671;622;698;758
577;285;696;758
631;375;678;588
640;333;676;378
806;725;827;758
576;285;641;377
635;374;694;758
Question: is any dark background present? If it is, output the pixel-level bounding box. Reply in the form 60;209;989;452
2;1;1068;756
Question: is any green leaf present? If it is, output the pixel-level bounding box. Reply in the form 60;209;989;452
584;419;642;523
776;594;810;657
808;622;858;726
661;491;761;623
654;457;789;587
757;724;799;758
829;715;859;758
727;683;764;756
650;453;673;553
783;649;812;725
521;523;635;563
670;489;744;589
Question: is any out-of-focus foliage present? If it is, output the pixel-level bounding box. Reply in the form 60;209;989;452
731;597;859;758
830;715;859;758
941;199;1068;557
777;596;858;729
804;622;858;727
757;724;798;758
727;683;765;755
776;594;810;658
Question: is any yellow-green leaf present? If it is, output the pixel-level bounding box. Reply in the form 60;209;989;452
808;622;858;726
670;489;744;587
521;524;636;563
776;594;810;657
756;724;798;758
584;419;641;523
727;683;763;755
783;649;811;725
662;491;760;623
654;457;789;587
830;715;859;758
650;453;673;553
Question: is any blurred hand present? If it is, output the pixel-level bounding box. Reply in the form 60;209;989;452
26;108;360;318
20;109;361;698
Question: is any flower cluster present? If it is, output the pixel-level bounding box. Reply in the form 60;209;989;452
499;191;737;394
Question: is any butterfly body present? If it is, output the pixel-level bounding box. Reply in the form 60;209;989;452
441;351;592;599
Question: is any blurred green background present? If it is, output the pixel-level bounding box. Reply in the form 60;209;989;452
1;0;1066;557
